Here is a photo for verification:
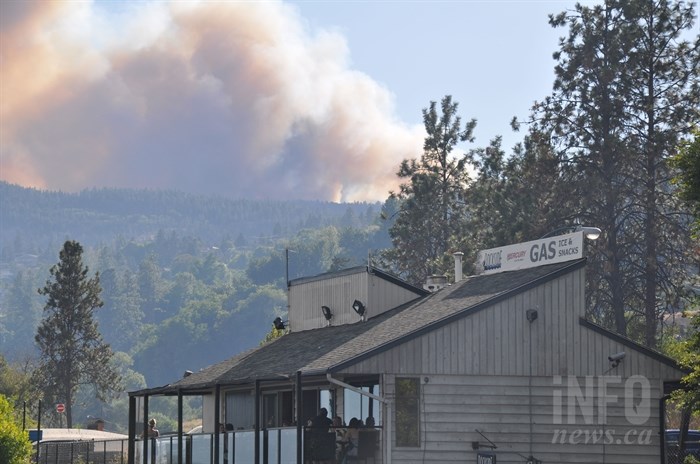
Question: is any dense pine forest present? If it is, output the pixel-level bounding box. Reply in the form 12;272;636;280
0;181;395;431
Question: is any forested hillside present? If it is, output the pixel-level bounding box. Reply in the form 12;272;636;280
0;182;392;429
0;181;380;254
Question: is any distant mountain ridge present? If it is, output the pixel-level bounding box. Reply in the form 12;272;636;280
0;181;379;250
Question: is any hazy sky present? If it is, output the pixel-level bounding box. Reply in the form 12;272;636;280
0;0;587;202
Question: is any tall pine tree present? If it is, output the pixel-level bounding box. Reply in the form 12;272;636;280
34;240;120;428
383;95;476;284
534;0;698;345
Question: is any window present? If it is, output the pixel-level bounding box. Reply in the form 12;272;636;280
226;391;254;430
344;384;381;426
262;391;295;427
302;389;334;425
263;393;277;428
395;377;420;447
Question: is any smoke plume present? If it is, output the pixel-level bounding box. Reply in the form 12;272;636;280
0;1;423;201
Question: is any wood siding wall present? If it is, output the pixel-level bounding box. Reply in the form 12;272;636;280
383;373;663;464
289;271;421;332
340;269;679;379
337;268;682;463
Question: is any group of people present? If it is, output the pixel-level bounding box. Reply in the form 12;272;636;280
308;408;377;464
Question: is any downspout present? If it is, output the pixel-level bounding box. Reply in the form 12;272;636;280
326;373;392;464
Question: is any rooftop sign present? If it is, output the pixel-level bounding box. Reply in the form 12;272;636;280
475;231;583;275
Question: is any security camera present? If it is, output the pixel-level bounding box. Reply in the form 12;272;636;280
608;352;626;362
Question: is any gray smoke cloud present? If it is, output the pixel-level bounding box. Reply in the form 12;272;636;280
0;1;424;201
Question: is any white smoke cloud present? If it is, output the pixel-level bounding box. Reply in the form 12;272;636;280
0;0;424;201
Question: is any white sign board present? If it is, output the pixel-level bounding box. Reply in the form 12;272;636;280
475;231;583;275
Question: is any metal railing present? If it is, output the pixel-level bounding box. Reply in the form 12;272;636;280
134;429;300;464
36;427;381;464
38;439;128;464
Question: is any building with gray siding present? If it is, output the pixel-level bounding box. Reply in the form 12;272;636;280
128;234;684;464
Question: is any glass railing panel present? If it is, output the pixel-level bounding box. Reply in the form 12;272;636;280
191;434;212;464
157;435;183;464
233;431;254;464
267;429;279;464
220;433;234;464
279;428;298;464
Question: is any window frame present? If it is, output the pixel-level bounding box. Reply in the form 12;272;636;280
394;377;420;448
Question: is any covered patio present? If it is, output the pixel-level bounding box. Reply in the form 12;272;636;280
126;300;403;464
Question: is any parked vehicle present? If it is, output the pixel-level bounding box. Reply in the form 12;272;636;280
666;429;700;460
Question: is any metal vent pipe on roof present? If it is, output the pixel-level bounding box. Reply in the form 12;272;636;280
453;251;464;282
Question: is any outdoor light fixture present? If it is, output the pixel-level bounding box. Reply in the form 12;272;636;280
526;309;538;323
352;299;366;318
539;224;602;240
321;305;333;321
608;351;626;368
579;226;601;240
273;317;287;331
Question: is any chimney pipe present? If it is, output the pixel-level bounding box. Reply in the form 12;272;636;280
453;252;464;282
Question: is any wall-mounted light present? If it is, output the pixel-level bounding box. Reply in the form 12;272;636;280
321;305;333;321
273;317;287;331
608;351;625;368
526;309;538;323
352;300;366;318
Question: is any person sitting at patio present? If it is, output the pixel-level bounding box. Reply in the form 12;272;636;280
141;418;159;438
308;408;334;464
344;418;361;461
333;416;348;462
311;408;333;431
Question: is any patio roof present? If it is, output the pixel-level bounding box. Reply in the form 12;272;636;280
130;259;587;396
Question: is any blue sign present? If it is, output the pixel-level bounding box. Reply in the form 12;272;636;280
29;430;43;442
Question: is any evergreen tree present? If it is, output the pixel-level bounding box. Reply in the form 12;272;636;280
673;130;700;226
34;240;121;428
383;96;476;284
138;253;166;324
467;132;571;250
2;270;42;360
621;0;700;347
534;0;698;344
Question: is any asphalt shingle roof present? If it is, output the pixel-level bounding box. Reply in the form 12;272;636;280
147;259;585;394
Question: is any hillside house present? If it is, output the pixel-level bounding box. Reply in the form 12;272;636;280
128;232;684;464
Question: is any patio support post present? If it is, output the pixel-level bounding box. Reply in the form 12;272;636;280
296;370;302;464
214;384;221;464
36;400;41;464
177;390;183;464
128;396;136;464
254;379;260;464
142;395;149;464
660;394;668;463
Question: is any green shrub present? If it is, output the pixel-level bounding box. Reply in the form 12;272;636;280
0;395;32;464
